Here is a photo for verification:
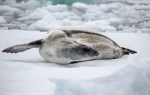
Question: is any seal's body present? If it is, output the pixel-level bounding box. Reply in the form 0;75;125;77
2;27;137;64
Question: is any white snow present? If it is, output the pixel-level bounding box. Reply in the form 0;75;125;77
0;30;150;95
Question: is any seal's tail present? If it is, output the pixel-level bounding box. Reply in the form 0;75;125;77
2;39;43;53
121;47;137;55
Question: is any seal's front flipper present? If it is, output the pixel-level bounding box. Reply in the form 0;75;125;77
61;41;100;62
122;47;137;55
2;39;43;53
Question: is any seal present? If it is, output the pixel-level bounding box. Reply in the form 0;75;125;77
2;27;137;64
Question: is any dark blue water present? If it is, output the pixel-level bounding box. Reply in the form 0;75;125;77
0;0;103;5
52;0;101;5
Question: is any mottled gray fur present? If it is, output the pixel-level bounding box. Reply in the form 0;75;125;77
2;27;137;64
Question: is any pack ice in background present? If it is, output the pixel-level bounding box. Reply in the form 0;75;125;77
0;0;150;95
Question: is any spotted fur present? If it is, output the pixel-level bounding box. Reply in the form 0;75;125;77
2;27;137;64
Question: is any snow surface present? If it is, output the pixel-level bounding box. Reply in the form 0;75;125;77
0;30;150;95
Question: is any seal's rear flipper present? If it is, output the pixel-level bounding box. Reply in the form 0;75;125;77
2;39;43;53
122;47;137;55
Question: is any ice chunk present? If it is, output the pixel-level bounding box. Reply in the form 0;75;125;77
0;16;7;24
127;0;150;5
0;5;22;14
3;24;18;29
61;19;71;26
28;14;60;31
66;15;81;20
143;21;150;28
107;18;125;26
122;28;139;33
1;12;14;16
52;65;150;95
0;0;41;8
81;21;103;32
122;27;150;33
93;20;111;25
141;28;150;33
18;0;41;8
136;30;142;34
24;21;36;25
51;12;70;20
19;24;28;27
71;20;84;26
0;26;8;30
18;8;50;21
72;2;89;10
45;4;68;12
99;3;124;12
99;25;116;32
135;5;150;10
19;24;28;30
83;9;117;21
81;21;116;32
138;58;150;82
3;16;15;23
118;25;124;30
